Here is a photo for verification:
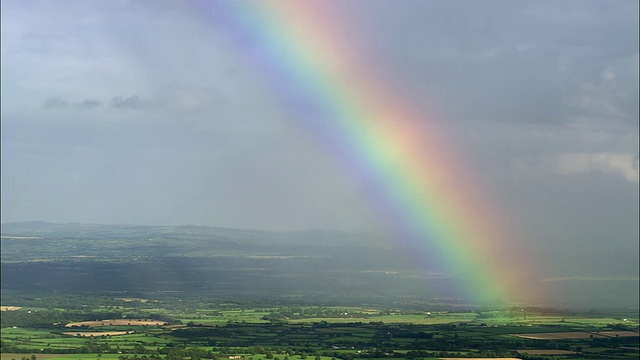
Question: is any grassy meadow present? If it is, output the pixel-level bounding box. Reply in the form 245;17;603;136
1;298;638;360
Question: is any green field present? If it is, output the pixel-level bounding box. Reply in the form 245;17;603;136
2;297;638;360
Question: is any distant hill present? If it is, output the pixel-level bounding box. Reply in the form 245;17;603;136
1;220;64;233
0;222;451;306
2;221;273;238
3;222;637;309
0;221;388;255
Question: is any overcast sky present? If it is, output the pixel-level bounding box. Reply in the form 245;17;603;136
1;1;638;288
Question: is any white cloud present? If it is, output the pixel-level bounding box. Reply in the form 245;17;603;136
160;87;220;112
569;55;639;122
555;152;638;182
542;276;640;282
514;151;639;183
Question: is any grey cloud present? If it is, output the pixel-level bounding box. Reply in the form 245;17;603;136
350;1;637;126
42;97;68;109
42;97;104;110
111;95;145;109
75;99;103;109
38;90;231;115
42;96;143;111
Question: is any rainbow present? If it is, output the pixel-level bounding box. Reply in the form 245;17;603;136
190;1;542;305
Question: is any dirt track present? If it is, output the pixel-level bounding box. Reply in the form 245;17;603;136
511;331;638;339
62;331;133;337
65;319;166;327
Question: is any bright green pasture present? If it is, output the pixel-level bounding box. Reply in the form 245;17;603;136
180;308;272;324
313;306;379;313
289;312;478;325
0;354;123;360
371;313;477;324
1;327;57;338
0;327;77;350
180;306;640;328
563;317;637;326
1;326;170;352
467;313;638;329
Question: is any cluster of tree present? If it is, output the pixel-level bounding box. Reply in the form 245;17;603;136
390;331;433;339
2;355;37;360
0;310;70;328
0;293;152;310
163;347;212;360
116;355;163;360
605;323;634;331
0;308;179;329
